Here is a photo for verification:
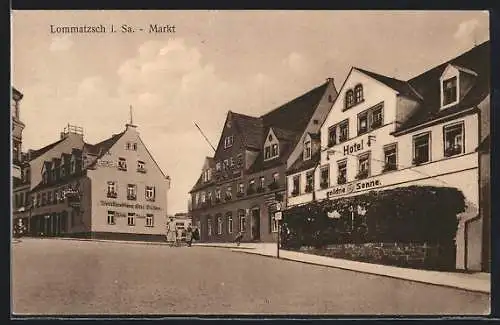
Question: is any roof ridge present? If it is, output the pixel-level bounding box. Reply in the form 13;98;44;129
407;40;489;82
260;81;329;119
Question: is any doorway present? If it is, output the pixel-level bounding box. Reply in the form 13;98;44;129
251;208;260;241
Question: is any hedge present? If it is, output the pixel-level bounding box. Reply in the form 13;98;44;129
281;186;465;250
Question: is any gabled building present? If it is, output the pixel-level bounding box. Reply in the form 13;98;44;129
14;120;171;241
310;41;489;271
189;79;338;242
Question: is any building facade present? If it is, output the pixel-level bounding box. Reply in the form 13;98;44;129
15;122;171;241
290;41;489;271
189;80;338;243
12;87;25;181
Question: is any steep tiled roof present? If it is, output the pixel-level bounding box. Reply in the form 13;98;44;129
354;67;422;101
273;127;299;142
287;152;320;175
261;82;329;132
86;131;126;168
28;138;66;161
395;41;490;134
231;112;263;150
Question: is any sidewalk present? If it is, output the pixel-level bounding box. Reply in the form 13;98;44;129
195;242;491;294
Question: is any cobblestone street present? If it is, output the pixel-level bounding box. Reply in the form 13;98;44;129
12;239;489;315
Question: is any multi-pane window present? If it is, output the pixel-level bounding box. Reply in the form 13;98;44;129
215;188;221;202
225;186;232;200
248;179;255;194
215;162;221;172
358;111;369;135
304;141;312;160
443;76;458;106
203;168;211;182
236;154;243;167
271;144;279;157
227;214;233;234
338;160;347;184
238;210;246;232
207;191;213;204
146;214;154;227
328;125;337;147
145;186;155;201
118;157;127;171
444;123;464;157
107;211;115;225
217;216;223;235
259;176;265;191
127;213;135;226
127;184;137;200
224;135;234;148
357;152;370;179
223;159;229;171
320;165;330;188
264;146;271;160
238;183;245;196
383;144;398;172
357;103;384;135
339;120;349;142
345;89;355;109
305;171;314;192
413;132;431;165
354;84;364;103
208;218;213;236
201;191;206;203
137;160;146;173
292;175;300;196
107;181;117;198
272;172;279;183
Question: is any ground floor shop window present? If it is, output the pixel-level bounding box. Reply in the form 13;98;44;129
270;211;278;233
217;215;223;235
238;210;246;232
208;218;213;236
127;213;135;226
146;214;154;227
227;214;233;234
107;210;115;225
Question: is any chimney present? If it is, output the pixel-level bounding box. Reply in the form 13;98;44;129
326;77;334;84
60;132;66;140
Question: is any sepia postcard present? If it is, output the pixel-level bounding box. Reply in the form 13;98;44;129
11;10;491;317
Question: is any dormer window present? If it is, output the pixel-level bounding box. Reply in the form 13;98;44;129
345;89;355;109
442;76;458;106
224;135;234;149
202;168;211;182
304;140;312;160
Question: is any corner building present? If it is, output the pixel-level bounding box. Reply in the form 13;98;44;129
189;80;338;243
21;122;170;241
300;41;489;271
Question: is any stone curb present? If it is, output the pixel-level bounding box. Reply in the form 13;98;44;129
193;244;256;250
17;237;183;247
231;249;491;295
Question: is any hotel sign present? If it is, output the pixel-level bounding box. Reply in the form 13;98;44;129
343;137;372;156
100;200;161;211
327;178;382;198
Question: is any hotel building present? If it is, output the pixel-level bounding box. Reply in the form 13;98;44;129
189;79;338;242
286;41;489;271
14;120;171;241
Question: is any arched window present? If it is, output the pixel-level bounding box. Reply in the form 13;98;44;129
345;89;354;109
354;84;363;103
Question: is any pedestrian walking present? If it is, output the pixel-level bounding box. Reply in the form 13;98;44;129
166;217;177;247
234;231;243;246
185;225;193;247
176;228;183;247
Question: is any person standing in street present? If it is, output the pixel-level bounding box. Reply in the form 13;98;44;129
166;217;177;247
234;230;243;246
185;225;193;247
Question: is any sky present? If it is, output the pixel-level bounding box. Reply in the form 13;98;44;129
11;10;489;215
